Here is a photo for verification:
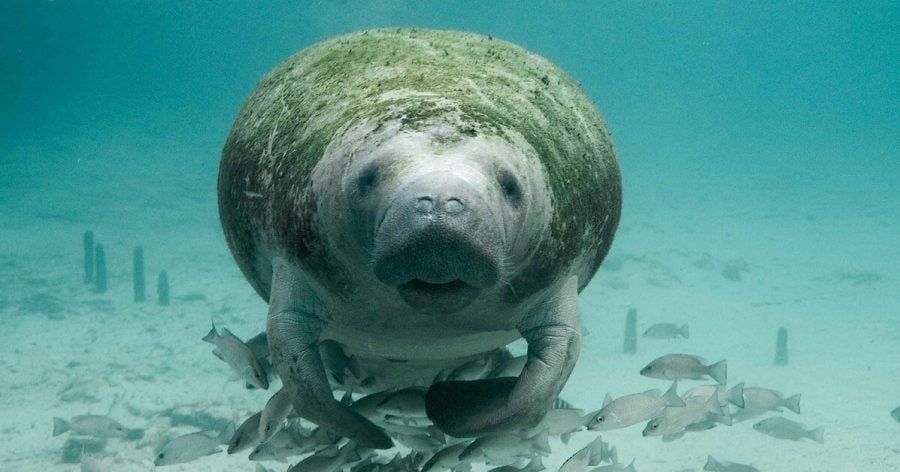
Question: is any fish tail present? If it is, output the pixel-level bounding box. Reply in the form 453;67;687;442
808;426;825;443
704;455;721;470
707;360;727;385
784;393;801;414
625;459;637;472
52;417;70;436
202;320;218;343
663;381;684;407
681;324;690;338
726;382;745;408
606;444;618;465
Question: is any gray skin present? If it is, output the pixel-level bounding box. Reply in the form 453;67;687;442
218;28;621;449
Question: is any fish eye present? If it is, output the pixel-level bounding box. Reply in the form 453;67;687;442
652;424;658;429
596;416;604;422
158;453;165;459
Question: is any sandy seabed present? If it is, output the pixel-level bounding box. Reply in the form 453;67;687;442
0;171;897;472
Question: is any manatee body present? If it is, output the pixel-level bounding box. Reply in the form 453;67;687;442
218;28;621;448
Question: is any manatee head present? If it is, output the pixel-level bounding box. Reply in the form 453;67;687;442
323;119;551;314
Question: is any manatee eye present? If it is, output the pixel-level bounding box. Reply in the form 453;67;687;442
497;169;522;207
357;163;380;196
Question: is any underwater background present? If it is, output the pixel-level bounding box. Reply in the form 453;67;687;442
1;1;898;471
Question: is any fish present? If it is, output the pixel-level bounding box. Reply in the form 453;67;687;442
391;432;445;452
643;394;725;437
352;390;396;421
421;442;471;471
752;417;824;443
587;435;617;466
459;430;551;463
202;321;269;390
589;459;637;472
248;423;326;462
682;383;745;408
377;387;428;418
588;382;684;431
892;406;900;423
704;455;760;472
642;323;689;339
259;388;293;441
491;355;528;378
228;411;262;454
52;415;129;439
528;408;593;440
640;354;726;385
488;457;544;472
287;443;361;472
559;440;594;472
154;430;228;466
741;387;800;413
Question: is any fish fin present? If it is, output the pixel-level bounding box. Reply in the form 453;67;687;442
608;445;618;465
560;432;573;444
727;382;745;408
707;360;727;385
581;326;590;337
587;436;605;466
339;389;354;406
716;405;733;426
527;456;544;471
704;455;721;470
530;429;551;455
52;417;70;436
217;423;236;444
809;426;825;444
784;393;801;414
202;320;218;343
625;459;637;472
602;392;613;408
681;324;690;338
221;327;241;340
663;382;684;407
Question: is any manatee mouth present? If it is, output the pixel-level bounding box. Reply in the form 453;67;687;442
396;279;482;313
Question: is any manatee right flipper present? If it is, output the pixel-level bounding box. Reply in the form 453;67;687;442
266;257;392;449
426;275;582;437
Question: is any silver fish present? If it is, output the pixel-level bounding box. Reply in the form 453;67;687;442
460;430;550;463
752;417;823;443
589;382;683;431
643;394;724;437
259;388;292;441
154;431;224;466
640;354;726;385
742;387;800;413
421;442;471;471
642;323;689;339
488;457;543;472
52;415;128;439
704;455;759;472
590;459;637;472
202;321;269;390
288;443;361;472
377;387;428;418
559;441;592;472
682;383;744;408
228;411;261;454
528;408;593;438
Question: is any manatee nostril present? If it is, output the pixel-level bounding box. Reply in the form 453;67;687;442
444;198;464;214
415;197;434;213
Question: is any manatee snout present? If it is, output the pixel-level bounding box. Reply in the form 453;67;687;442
371;171;504;313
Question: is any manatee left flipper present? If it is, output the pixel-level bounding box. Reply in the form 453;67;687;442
426;276;581;437
266;257;393;449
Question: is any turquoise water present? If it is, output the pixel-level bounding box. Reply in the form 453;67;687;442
2;2;898;471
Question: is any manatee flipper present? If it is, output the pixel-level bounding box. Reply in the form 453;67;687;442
266;257;392;449
426;276;581;437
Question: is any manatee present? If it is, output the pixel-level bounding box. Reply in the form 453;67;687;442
217;28;621;448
